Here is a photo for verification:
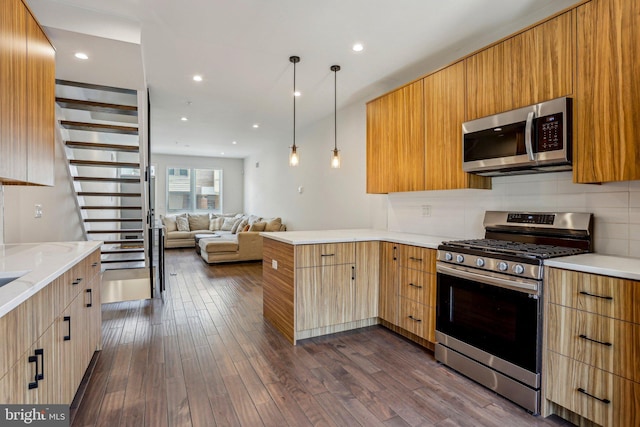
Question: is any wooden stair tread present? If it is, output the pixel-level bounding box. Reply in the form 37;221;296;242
87;229;144;233
84;218;143;222
55;79;137;95
66;141;139;152
101;258;145;264
77;192;142;197
56;98;138;116
80;206;142;210
103;239;144;244
70;160;140;168
60;121;139;135
73;176;140;183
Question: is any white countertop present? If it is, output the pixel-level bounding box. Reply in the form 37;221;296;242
261;229;454;249
545;253;640;281
0;241;102;318
262;229;640;281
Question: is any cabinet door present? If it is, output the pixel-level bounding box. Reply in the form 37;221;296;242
575;0;640;183
424;62;490;191
0;0;28;183
466;39;514;120
354;241;379;321
511;11;574;110
378;242;398;325
296;264;354;331
366;80;424;193
296;242;355;267
26;11;55;186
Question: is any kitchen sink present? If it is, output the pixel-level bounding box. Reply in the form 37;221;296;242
0;271;30;288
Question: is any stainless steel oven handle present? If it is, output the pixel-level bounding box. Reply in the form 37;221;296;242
436;263;539;295
525;111;536;161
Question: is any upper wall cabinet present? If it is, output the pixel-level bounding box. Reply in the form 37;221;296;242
574;0;640;183
366;80;424;194
466;11;575;120
0;0;55;186
424;62;491;190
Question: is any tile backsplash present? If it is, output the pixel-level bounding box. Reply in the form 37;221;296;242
387;172;640;258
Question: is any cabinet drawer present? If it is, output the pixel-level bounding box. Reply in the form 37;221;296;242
545;351;640;427
546;268;640;323
296;243;355;267
399;245;435;273
547;304;640;383
398;268;434;306
398;296;435;342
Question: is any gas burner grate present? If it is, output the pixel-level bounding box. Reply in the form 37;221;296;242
443;238;587;259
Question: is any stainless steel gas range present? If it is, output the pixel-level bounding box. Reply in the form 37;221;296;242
434;211;593;415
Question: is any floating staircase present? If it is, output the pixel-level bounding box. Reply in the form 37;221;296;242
56;80;148;272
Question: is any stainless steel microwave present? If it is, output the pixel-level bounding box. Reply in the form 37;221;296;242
462;97;572;176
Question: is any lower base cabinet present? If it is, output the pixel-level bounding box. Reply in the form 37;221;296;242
0;248;102;405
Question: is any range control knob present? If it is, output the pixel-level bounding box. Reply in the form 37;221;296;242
513;264;525;275
498;261;509;272
476;258;485;267
456;254;465;263
444;252;453;261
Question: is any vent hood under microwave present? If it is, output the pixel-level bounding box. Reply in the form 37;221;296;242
462;97;572;177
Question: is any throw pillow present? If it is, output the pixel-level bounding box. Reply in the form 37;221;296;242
230;218;244;234
220;217;237;231
188;213;210;231
249;221;266;232
234;219;248;234
241;224;251;232
209;216;224;231
176;216;190;231
247;214;261;225
161;215;178;232
265;217;282;232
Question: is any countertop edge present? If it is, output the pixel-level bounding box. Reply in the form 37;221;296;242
260;230;446;249
545;254;640;281
0;241;102;318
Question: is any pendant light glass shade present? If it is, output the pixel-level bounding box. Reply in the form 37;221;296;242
289;55;300;166
330;65;341;169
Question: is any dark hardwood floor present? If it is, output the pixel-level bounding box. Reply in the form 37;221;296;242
72;248;573;426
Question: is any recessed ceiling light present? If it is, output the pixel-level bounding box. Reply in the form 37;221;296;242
352;43;364;52
193;75;203;82
294;91;301;97
74;52;89;60
220;152;225;155
232;141;237;145
252;124;259;128
181;117;188;121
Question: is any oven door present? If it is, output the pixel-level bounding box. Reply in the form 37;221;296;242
435;263;542;375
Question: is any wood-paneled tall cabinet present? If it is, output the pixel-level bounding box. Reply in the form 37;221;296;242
0;0;55;186
574;0;640;183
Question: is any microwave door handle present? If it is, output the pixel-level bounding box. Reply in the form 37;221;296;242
525;111;536;161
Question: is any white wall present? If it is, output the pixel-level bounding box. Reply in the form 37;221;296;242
153;154;244;217
244;101;387;230
3;133;84;243
387;172;640;258
0;185;4;244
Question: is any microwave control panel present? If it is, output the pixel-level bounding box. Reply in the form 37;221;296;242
536;113;563;152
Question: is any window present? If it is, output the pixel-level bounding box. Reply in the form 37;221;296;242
167;167;222;213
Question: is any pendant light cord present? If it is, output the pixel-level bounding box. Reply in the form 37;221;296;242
330;65;341;151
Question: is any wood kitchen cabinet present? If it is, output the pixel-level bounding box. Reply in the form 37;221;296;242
466;10;574;120
366;80;424;194
543;267;640;427
423;61;490;191
574;0;640;183
354;241;380;321
378;242;399;325
0;248;102;405
0;0;55;186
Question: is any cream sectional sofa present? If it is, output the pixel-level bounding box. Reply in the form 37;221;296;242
161;213;286;264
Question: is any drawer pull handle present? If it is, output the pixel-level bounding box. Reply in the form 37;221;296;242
409;257;423;262
577;388;610;405
64;316;71;341
321;254;335;257
409;283;423;289
35;348;44;381
72;277;83;286
86;288;93;308
579;291;613;301
91;262;98;267
351;266;355;281
579;334;612;347
408;315;422;322
393;246;397;261
28;355;38;389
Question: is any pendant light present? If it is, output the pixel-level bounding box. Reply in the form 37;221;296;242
289;55;300;166
330;65;341;168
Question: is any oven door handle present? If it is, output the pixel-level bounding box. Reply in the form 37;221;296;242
436;263;539;295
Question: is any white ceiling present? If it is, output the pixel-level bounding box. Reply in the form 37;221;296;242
27;0;579;159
